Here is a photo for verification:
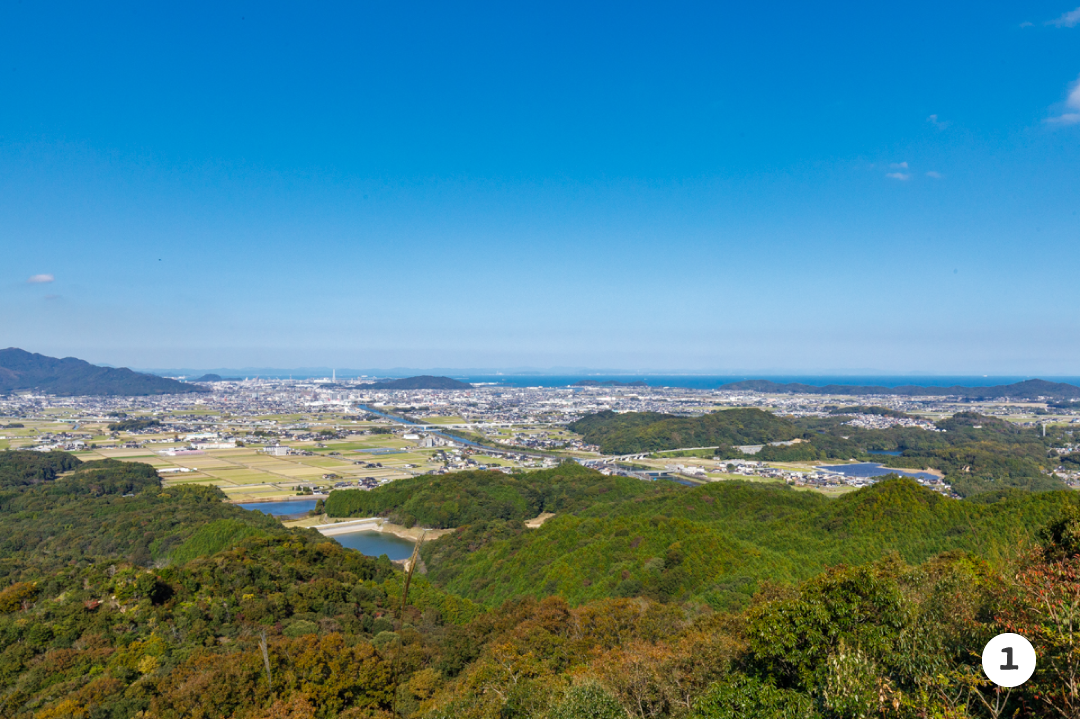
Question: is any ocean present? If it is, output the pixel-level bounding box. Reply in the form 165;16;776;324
457;375;1080;390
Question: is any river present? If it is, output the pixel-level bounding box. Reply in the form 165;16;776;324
357;404;551;459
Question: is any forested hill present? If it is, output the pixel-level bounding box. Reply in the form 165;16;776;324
192;373;224;382
319;456;1080;610
568;408;799;454
0;453;295;574
324;463;666;527
569;408;1069;497
718;377;1080;399
0;348;206;396
6;451;1080;717
367;375;473;390
420;475;1080;609
0;450;81;488
0;452;475;718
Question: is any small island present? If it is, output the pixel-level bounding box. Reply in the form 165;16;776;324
366;375;473;390
192;373;224;382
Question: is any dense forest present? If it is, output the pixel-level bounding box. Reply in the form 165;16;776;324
5;450;1080;717
569;409;800;455
0;452;474;718
0;450;82;488
418;476;1078;610
324;465;663;528
570;408;1070;496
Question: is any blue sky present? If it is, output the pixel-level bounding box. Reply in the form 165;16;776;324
2;1;1079;373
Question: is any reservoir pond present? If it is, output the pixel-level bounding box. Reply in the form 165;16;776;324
236;502;415;559
820;463;938;482
238;499;318;516
332;531;415;560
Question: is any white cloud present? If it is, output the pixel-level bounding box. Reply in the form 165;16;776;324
1046;74;1080;124
27;274;54;284
890;161;909;169
885;172;911;181
1048;6;1080;27
926;171;943;179
927;114;950;130
1020;21;1034;28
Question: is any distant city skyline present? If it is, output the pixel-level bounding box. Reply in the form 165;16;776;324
3;2;1080;373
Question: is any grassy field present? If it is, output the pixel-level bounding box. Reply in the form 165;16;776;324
706;472;766;481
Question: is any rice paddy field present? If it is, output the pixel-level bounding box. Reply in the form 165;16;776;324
0;414;454;502
93;442;444;501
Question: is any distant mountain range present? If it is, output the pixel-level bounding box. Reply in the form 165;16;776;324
0;349;206;396
366;375;473;390
718;378;1080;399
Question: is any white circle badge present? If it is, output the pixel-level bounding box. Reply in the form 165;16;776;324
981;633;1036;688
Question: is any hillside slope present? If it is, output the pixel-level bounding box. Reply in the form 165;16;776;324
2;452;1079;718
0;453;476;719
420;477;1079;609
325;463;667;527
0;348;205;396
